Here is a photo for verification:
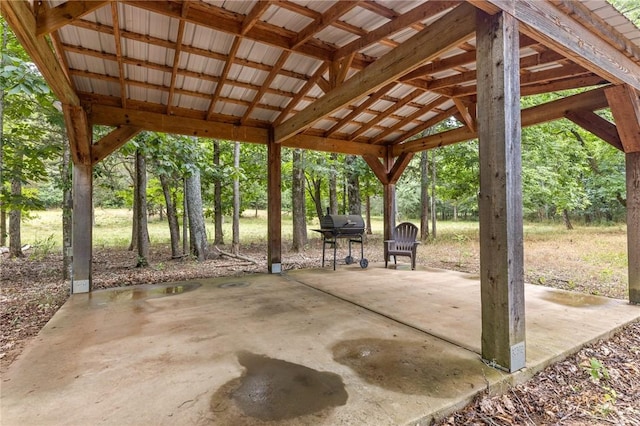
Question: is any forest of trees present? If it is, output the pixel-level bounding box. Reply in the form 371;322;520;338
1;6;636;263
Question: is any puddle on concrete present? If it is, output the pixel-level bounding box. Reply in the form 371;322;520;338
89;282;201;305
218;281;250;289
210;352;347;422
541;290;610;307
333;338;482;397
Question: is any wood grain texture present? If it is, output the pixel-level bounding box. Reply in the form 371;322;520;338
476;9;525;372
605;85;640;153
627;152;640;303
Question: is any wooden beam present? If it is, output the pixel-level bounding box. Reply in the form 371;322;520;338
388;152;414;184
453;98;476;132
267;136;282;273
92;126;142;165
291;1;359;49
477;9;525;372
484;0;640;91
71;163;93;293
36;0;109;36
88;104;269;144
274;2;476;143
564;110;623;152
1;0;79;106
241;1;272;36
605;85;640;153
334;1;461;60
63;105;92;165
282;134;385;157
626;152;640;303
362;154;390;185
273;63;329;126
393;86;611;155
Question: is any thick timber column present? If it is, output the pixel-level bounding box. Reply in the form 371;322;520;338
476;9;526;372
627;152;640;303
267;136;282;273
63;104;93;294
72;163;93;293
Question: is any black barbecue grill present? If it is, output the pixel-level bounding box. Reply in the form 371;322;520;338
313;209;368;270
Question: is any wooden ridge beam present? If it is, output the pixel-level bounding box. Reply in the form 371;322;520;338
484;0;640;90
36;0;109;36
605;85;640;153
393;86;610;155
274;2;476;143
89;104;269;144
1;0;79;106
92;125;142;165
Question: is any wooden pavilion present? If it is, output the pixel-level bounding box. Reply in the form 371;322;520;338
2;0;639;372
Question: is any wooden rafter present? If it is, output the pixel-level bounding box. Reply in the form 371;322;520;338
166;2;190;115
274;2;476;143
334;1;460;60
206;37;242;120
110;2;127;109
1;0;79;106
242;51;291;124
369;97;448;144
36;0;108;36
393;86;611;155
273;62;329;126
325;82;397;137
291;1;360;49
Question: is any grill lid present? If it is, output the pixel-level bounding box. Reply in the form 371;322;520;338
320;208;365;230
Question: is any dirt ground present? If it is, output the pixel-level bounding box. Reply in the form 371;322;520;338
1;235;639;425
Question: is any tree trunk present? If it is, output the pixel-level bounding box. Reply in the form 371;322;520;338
0;24;6;247
232;142;240;255
135;149;149;267
365;195;372;235
213;140;224;244
185;168;208;261
160;173;180;258
342;179;347;215
305;175;324;220
431;149;437;239
62;142;72;279
128;175;138;251
292;149;307;252
9;173;23;258
562;208;574;230
346;155;361;215
420;150;430;241
182;178;188;256
329;153;338;215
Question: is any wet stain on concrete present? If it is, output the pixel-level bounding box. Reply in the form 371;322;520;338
541;290;609;307
332;338;481;397
89;282;201;305
209;352;347;423
218;281;250;289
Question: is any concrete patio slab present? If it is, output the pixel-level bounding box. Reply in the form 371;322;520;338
1;266;638;425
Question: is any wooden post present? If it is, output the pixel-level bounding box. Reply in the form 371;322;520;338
267;134;282;273
72;163;93;293
476;9;526;372
627;152;640;303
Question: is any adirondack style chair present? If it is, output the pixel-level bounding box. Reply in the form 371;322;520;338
384;222;420;270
